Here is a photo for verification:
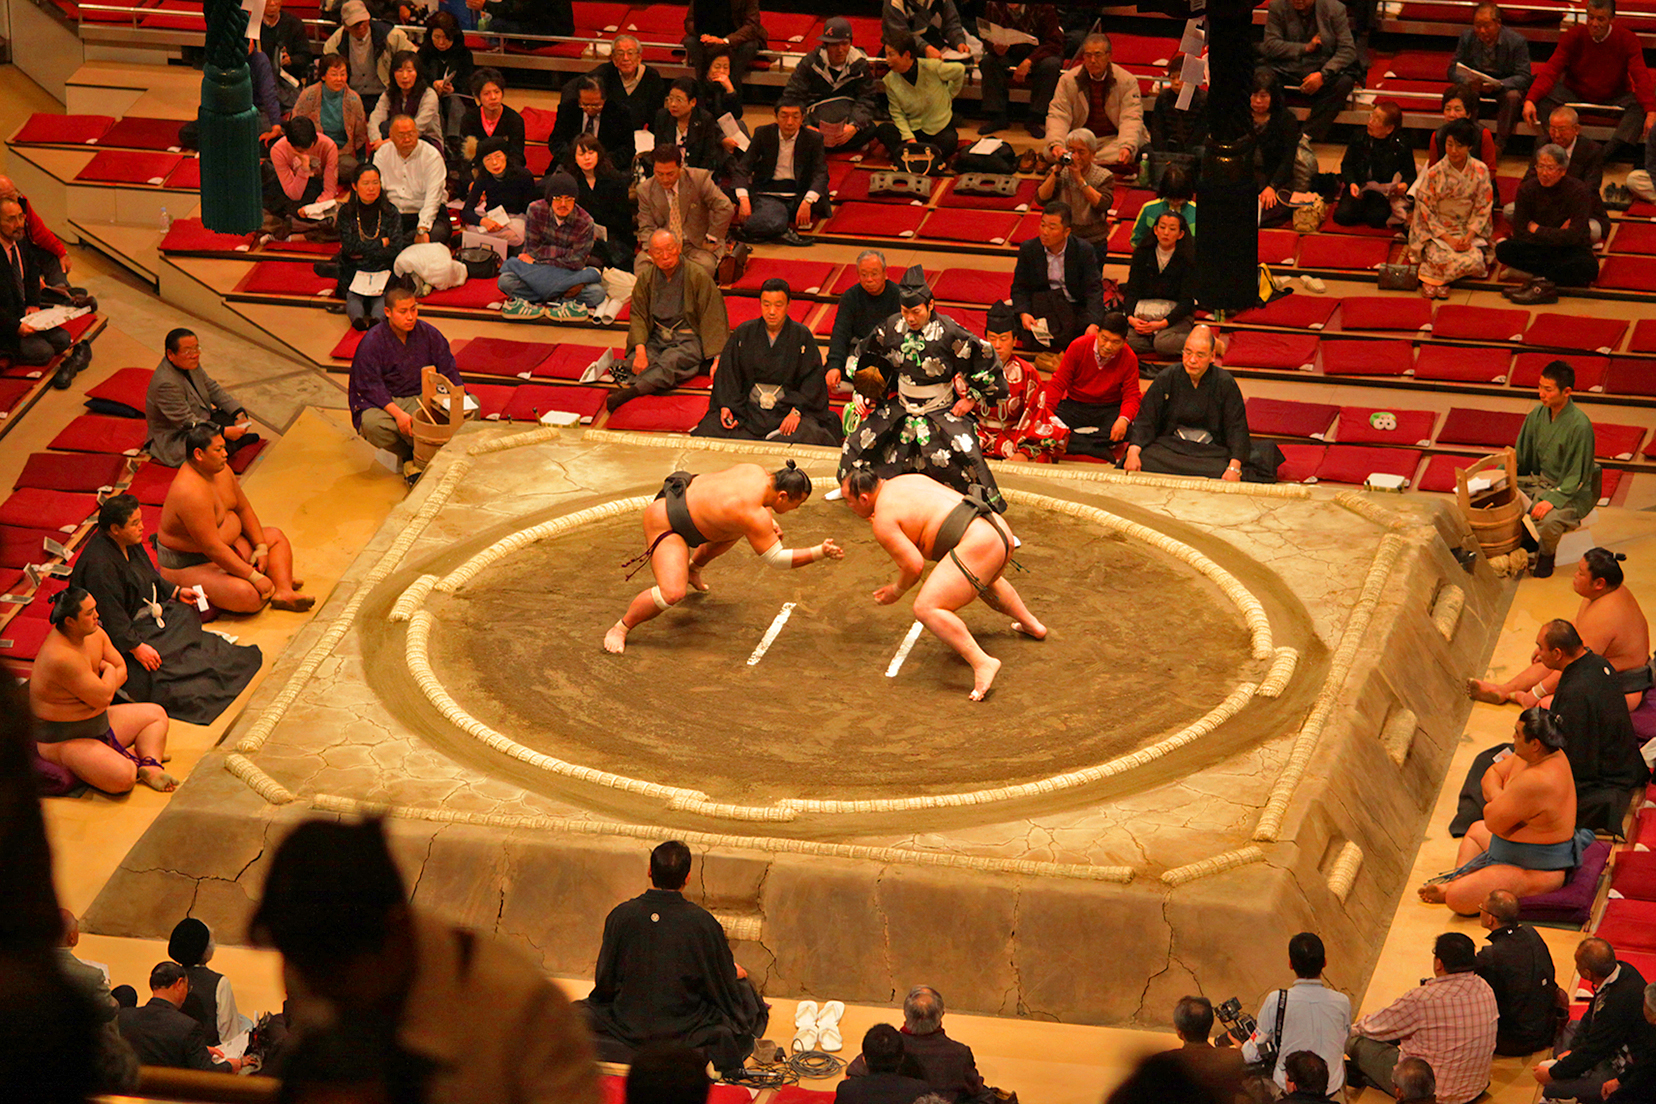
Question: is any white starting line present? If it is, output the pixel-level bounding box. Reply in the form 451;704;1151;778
885;621;925;677
745;602;796;666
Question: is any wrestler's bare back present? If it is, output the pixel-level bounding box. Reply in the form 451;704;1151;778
643;464;782;549
870;474;1012;561
1577;585;1650;687
159;464;242;553
29;629;111;722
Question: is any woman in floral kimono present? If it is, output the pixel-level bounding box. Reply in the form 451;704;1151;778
978;301;1067;462
838;267;1009;511
1409;116;1494;300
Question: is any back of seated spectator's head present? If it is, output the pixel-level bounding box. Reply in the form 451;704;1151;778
471;67;506;103
318;53;348;91
1583;547;1628;591
111;985;138;1009
1441;84;1478;123
1283;1050;1328;1097
1158;163;1195;204
1368;100;1402;139
283;115;318;152
1515;704;1566;753
1479;888;1521;931
649;840;692;890
249;818;411;1008
861;1023;906;1074
1440;117;1479;159
903;985;945;1034
1577;936;1618;983
1173;996;1213;1044
425;8;460;50
625;1043;709;1104
1393;1056;1436;1102
1105;1048;1239;1104
149;960;188;999
1288;931;1325;978
168;917;213;968
883;32;920;72
1432;932;1477;975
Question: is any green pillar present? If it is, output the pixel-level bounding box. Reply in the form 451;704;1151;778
197;0;262;234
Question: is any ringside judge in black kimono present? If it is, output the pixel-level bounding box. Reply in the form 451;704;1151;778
692;277;841;446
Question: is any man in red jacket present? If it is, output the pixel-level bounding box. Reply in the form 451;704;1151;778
1523;0;1655;159
1046;313;1141;459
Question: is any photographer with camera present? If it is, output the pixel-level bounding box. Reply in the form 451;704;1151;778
1217;932;1351;1096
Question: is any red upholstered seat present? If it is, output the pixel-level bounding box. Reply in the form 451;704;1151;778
62;314;100;344
1599;467;1624;504
420;280;506;309
14;452;125;493
0;489;99;532
1611;850;1656;902
1379;49;1454;80
1317;206;1402;238
1436;408;1526;448
49;415;149;455
75;150;185;185
1603;357;1656;397
468;383;518;421
931;269;1013;306
0;616;51;666
537;345;622;381
812;306;837;336
1009;211;1044;245
1513;353;1607;392
770;1086;837;1104
1416;453;1486;493
1232;294;1338;330
501;385;607;423
1107;33;1179;64
918;208;1021;245
1596;899;1656;952
0;364;49;381
570;1;634;30
1296;235;1392;270
519;105;557;142
730;258;839;294
526;147;552;176
1629;320;1656;354
602;393;709;431
126;461;176;506
0;380;32;417
765;12;820;43
1223;331;1319;371
1611;221;1656;255
823;202;926;239
228;438;266;474
164;158;201;190
1430;305;1527;342
84;367;153;417
1312;445;1423;486
1276;443;1326;483
621;4;685;34
1525;313;1628;353
1256;229;1300;264
1596;255;1656;291
331;328;365;361
725;298;812;329
13;113;115;145
935;177;1041;211
0;526;67;569
235;262;336;297
160;217;254;253
1335;406;1437;446
1411;345;1511;383
1595;423;1645;460
1339;296;1434;332
1246;398;1337;439
1320;338;1415;377
832;170;928;205
1110;188;1154;222
454;337;558;378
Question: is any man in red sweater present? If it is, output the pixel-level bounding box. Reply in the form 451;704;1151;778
1046;312;1141;459
1523;0;1655;158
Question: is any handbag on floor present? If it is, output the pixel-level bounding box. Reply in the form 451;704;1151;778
1377;262;1421;291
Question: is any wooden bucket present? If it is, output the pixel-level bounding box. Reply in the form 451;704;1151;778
411;366;466;470
1455;447;1523;557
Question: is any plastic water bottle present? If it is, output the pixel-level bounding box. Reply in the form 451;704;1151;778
158;206;171;232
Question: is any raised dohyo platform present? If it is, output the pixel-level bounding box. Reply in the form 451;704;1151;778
84;426;1510;1026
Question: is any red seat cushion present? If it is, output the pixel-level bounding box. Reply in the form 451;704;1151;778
1256;229;1301;264
1611;221;1656;255
729;258;839;294
235;261;336;297
1416;453;1486;493
1599;468;1623;504
1432;304;1528;342
602;393;709;431
49;415;149;455
14;452;126;493
828;169;921;205
519;105;558;143
935;177;1041;211
930;269;1013;306
0;489;99;532
0;526;67;569
1436;408;1526;448
1601;357;1656;397
1222;331;1319;371
1596;423;1645;460
1595;899;1656;952
330;328;365;361
453;337;558;378
1320;337;1415;377
420;279;506;310
1379;49;1454;80
161;217;254;253
621;4;685;33
1595;255;1656;291
1335;406;1437;446
1411;345;1512;383
467;383;518;421
770;1087;836;1104
1246;398;1338;439
1232;295;1337;330
812;306;837;336
1610;850;1656;901
1312;445;1423;486
1110;188;1155;222
126;461;176;505
1276;443;1327;483
1339;296;1434;332
533;345;623;381
75;150;185;185
164;158;201;190
525;146;552;176
0;616;52;666
227;438;266;474
501;385;607;423
1629;319;1656;354
1513;352;1607;392
0;379;33;416
14;113;115;145
1525;313;1628;354
917;208;1021;245
1296;235;1392;270
84;367;153;417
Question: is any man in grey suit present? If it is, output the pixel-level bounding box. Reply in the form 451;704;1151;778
145;328;258;468
636;145;735;278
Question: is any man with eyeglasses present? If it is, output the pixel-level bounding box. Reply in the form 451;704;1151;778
145;328;258;468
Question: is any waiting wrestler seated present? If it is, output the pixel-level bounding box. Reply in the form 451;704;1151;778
156;422;311;614
691;278;841;446
28;587;175;793
578;841;768;1075
1420;706;1593;915
1125;325;1283;483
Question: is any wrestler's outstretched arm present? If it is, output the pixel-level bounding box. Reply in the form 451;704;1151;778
870;518;924;605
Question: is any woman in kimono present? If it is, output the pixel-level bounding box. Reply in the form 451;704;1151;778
978;301;1067;462
68;495;262;725
1409;116;1494;300
838;267;1009;511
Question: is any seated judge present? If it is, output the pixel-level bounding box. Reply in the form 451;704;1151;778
146;329;257;467
1010;201;1104;353
1533;618;1650;832
693;278;841;446
1046;313;1139;459
579;841;767;1076
636;145;734;278
734;100;829;247
826;250;900;392
1123;210;1198;359
348;285;463;469
549;76;634;171
1126;325;1283;482
610;230;730;412
652;77;725;173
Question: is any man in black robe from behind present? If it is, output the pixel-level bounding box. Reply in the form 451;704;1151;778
579;840;768;1076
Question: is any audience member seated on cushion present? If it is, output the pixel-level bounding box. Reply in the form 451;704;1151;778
1503;108;1610;243
565;135;636;269
497;172;606;321
979;301;1067;461
263;117;340;231
683;0;766;83
367;50;442;151
550;75;635;171
1516;360;1598;575
697;47;747;143
637;145;734;278
1530;619;1649;831
1603;984;1656;1102
158;423;312;613
374;115;451;245
117;963;240;1074
259;0;312;111
295;54;369;174
1411;117;1495;299
1275;1052;1336;1103
1220;932;1350;1095
1347;933;1497;1104
839;1025;934;1103
1104;1048;1245;1104
1010;201;1105;353
827;249;900;390
1418;705;1594;916
146;328;257;466
653;78;726;174
417;11;473;137
693;278;841;446
1495;146;1597;301
166;918;251;1049
1045;34;1145;168
1523;0;1655;162
1130;163;1198;247
349;286;462;467
1335;101;1417;228
784;18;880;151
1248;73;1316;227
874;34;965;168
1124;210;1198;359
610;231;730;411
734;101;830;247
333;165;409;330
1128;326;1282;483
251;817;601;1103
0;176;76;293
0;197;76;373
1473;890;1561;1056
459;68;526;168
1258;0;1359;142
459;136;534;247
883;0;968;58
1430;85;1500;168
1449;3;1532;154
978;2;1064;137
1034;129;1113;247
70;496;261;726
589;35;665;136
1046;314;1140;459
323;1;415;116
578;840;768;1075
1536;938;1654;1102
28;587;175;793
1150;55;1209;157
625;1043;712;1104
245;39;284;135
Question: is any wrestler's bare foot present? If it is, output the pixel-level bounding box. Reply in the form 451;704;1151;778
270;591;316;612
687;566;710;593
603;621;629;654
1011;618;1047;640
1417;883;1447;904
137;766;179;793
1466;678;1510;705
969;655;1002;701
